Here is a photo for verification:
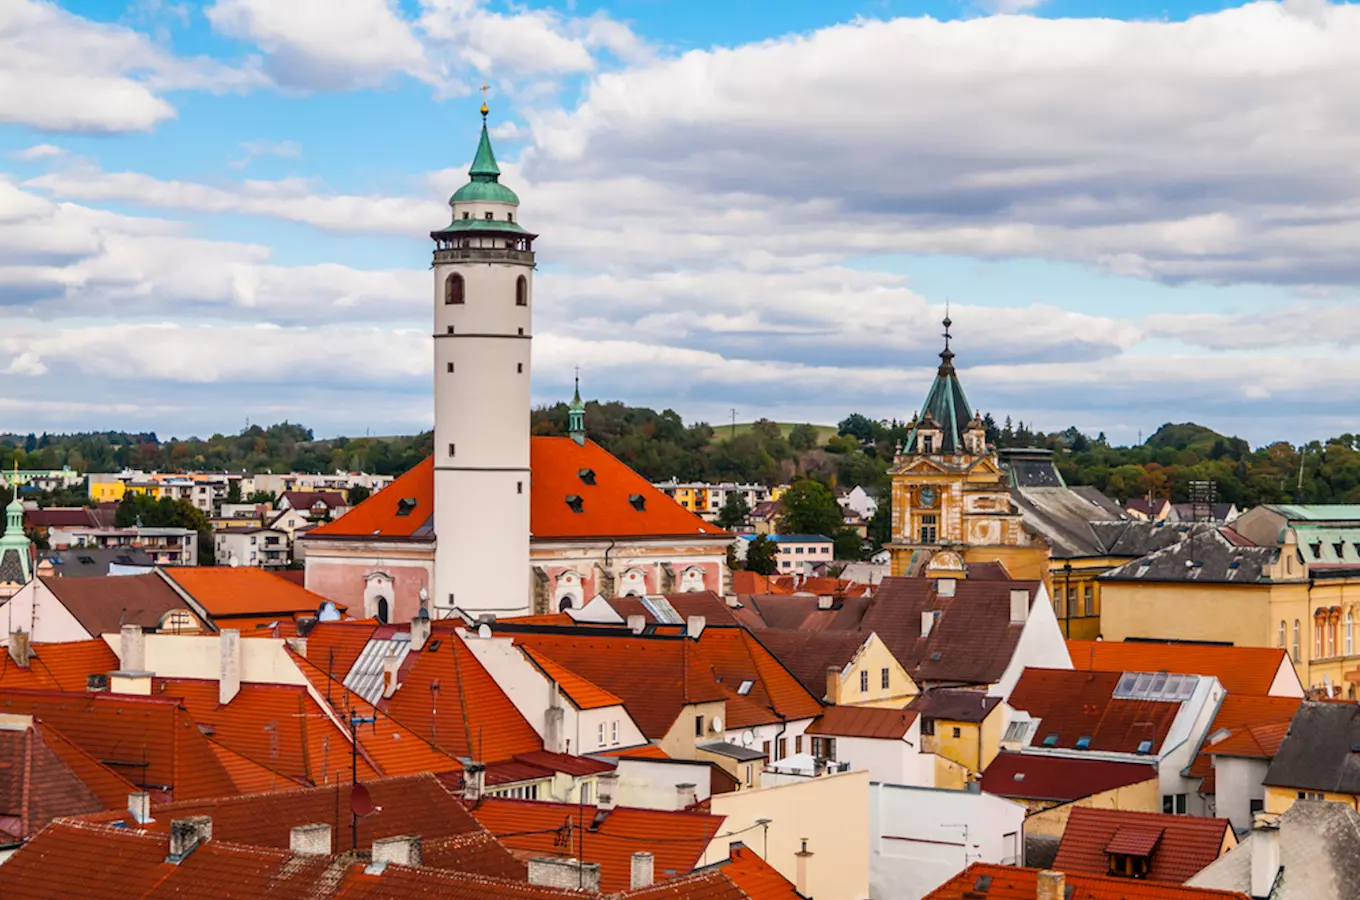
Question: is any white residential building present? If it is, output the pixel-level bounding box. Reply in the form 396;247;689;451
215;527;290;568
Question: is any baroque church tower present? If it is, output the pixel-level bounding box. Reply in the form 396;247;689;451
429;102;534;617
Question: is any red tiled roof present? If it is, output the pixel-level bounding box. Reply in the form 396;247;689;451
607;592;742;627
1067;640;1295;696
807;705;916;739
165;567;339;618
520;647;624;710
38;722;139;812
597;743;669;760
981;752;1158;802
311;440;729;543
1188;694;1300;791
925;863;1249;900
693;627;823;727
304;620;381;681
0;722;108;840
0;639;119;692
513;750;615;778
498;629;729;739
470;797;724;892
1052;807;1233;884
383;627;543;763
422;831;530;880
1008;668;1182;754
731;571;787;595
716;843;801;900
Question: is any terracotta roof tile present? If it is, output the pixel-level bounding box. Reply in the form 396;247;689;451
981;752;1158;802
520;647;624;710
1190;694;1300;789
1067;640;1295;697
204;738;304;794
1053;807;1233;884
746;629;871;699
470;797;724;892
0;724;106;840
422;830;529;879
1008;668;1183;754
0;639;119;692
36;722;139;812
925;863;1249;900
807;705;917;739
166;567;339;619
312;440;728;543
693;627;823;726
597;744;669;760
713;843;801;900
607;593;742;627
304;621;381;682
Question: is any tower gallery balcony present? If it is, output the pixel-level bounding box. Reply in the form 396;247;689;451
432;232;536;266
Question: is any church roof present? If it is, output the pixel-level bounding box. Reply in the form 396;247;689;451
906;316;976;454
448;115;522;209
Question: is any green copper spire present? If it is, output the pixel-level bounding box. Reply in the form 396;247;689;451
906;314;976;455
449;100;521;209
0;471;33;587
468;119;501;180
569;370;586;446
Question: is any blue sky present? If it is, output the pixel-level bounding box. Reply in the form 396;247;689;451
1;0;1358;448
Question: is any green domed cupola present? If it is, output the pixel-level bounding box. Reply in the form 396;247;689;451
449;116;521;206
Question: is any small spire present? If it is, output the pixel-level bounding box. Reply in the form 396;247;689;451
938;302;956;376
479;81;490;119
569;368;586;446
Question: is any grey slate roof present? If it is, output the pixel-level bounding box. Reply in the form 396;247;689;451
1101;526;1278;584
1188;800;1360;899
697;741;766;761
343;633;412;704
1010;485;1129;557
1264;702;1360;794
38;548;155;576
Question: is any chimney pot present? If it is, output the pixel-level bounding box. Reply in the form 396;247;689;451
1250;819;1281;898
371;835;421;868
167;816;212;863
628;614;646;635
410;611;431;651
127;792;151;825
630;851;655;889
528;857;602;892
382;648;401;699
219;629;241;705
676;782;697;809
1035;870;1065;900
724;593;740;608
795;838;813;895
597;771;620;811
119;623;145;673
289;823;332;857
686;615;706;639
463;762;485;803
7;631;31;669
817;594;833;610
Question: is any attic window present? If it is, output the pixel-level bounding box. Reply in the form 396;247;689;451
1042;733;1059;748
1335;542;1346;558
1311;542;1322;559
974;875;993;892
565;495;584;514
396;497;418;517
578;468;596;485
427;640;442;653
629;494;646;512
1075;736;1092;750
737;680;754;696
1136;739;1153;754
929;651;942;661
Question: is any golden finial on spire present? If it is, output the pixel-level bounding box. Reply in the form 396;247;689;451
479;81;490;118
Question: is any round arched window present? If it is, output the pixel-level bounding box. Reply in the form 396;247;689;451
516;275;528;307
445;273;465;305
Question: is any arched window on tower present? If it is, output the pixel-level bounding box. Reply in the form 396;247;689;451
376;596;390;625
445;273;465;305
516;275;528;307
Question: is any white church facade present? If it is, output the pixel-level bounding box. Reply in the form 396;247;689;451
301;106;731;622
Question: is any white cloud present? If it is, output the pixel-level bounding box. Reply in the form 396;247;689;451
0;0;265;133
229;139;303;170
11;145;66;162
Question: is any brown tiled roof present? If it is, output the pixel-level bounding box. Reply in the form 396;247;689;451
165;567;339;619
0;722;108;841
282;490;347;510
25;508;98;528
38;573;194;637
925;863;1249;900
470;797;724;892
1052;807;1233;884
1007;668;1182;754
1067;640;1294;696
981;752;1158;802
806;705;916;739
607;592;742;626
745;629;871;699
909;689;1001;724
692;627;823;726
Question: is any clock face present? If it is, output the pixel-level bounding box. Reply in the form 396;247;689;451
920;487;937;508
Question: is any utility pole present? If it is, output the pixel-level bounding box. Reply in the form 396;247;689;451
349;709;376;849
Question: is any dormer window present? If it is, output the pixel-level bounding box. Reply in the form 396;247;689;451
565;495;584;513
923;435;934;453
395;497;418;517
578;468;596;485
629;494;646;511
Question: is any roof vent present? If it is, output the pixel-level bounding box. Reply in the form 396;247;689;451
1075;736;1092;750
566;495;584;514
578;468;596;486
395;497;418;517
1136;739;1153;754
629;494;646;512
1042;733;1059;747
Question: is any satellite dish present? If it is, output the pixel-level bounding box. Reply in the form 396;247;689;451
710;715;724;734
350;783;375;817
741;730;755;747
419;588;429;602
477;623;492;640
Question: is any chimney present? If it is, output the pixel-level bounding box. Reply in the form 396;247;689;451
825;666;842;705
938;578;956;597
410;611;431;651
545;704;566;754
795;838;813;896
372;835;422;868
463;762;485;803
686;616;706;639
724;594;740;608
127;792;152;825
676;782;697;809
166;816;212;863
630;851;655;889
597;771;619;811
1035;870;1065;900
7;631;31;669
382;648;401;699
1250;819;1281;898
529;857;602;892
921;610;937;638
286;636;308;656
1010;589;1030;624
119;623;145;672
628;614;646;635
219;629;241;705
817;594;833;610
289;823;332;857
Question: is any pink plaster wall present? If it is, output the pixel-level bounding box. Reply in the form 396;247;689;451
305;559;429;623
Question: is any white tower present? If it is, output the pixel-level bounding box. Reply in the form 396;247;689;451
430;102;534;618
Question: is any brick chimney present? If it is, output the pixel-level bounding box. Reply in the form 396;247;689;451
825;666;841;705
219;628;241;705
528;857;601;892
372;835;422;868
7;631;31;669
630;851;654;889
289;823;332;857
166;816;212;863
463;762;485;803
1035;870;1065;900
